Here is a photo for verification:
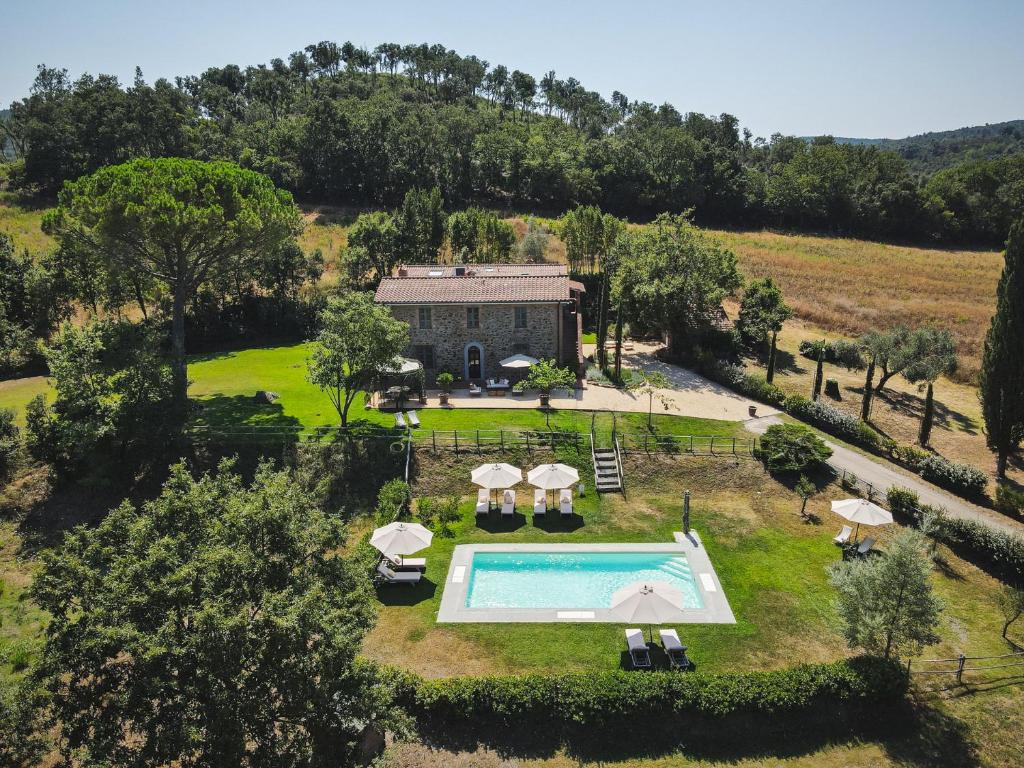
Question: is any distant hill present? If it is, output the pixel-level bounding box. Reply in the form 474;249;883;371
805;120;1024;173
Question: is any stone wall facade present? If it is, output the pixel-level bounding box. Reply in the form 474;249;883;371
387;302;573;383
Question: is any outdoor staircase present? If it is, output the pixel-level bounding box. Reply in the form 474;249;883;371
592;445;622;494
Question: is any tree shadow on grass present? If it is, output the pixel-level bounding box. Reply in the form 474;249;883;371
375;579;437;606
190;394;302;430
877;388;978;436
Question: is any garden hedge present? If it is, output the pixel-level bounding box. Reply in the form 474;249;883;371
390;657;907;751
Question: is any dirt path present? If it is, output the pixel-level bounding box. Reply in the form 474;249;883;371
745;416;1024;536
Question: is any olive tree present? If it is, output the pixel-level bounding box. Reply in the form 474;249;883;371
43;158;303;411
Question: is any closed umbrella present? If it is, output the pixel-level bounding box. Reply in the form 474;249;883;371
471;462;523;507
527;463;580;508
499;354;539;369
611;581;683;643
370;522;433;565
830;498;893;542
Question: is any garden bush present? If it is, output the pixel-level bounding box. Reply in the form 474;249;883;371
886;487;1024;587
704;364;786;407
395;658;907;750
782;395;883;451
754;423;832;473
890;443;930;470
917;454;988;498
799;339;864;370
995;484;1024;518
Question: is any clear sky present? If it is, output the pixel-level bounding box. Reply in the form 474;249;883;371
2;0;1022;139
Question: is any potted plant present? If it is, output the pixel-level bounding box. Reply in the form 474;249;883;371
436;371;454;406
517;359;576;412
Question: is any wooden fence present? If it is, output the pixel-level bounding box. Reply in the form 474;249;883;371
618;432;758;457
411;428;584;454
909;650;1024;684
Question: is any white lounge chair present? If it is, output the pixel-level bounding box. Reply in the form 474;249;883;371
560;488;573;517
659;629;692;670
383;553;426;571
394;412;406;428
475;488;490;516
501;489;516;516
468;384;482;397
534;489;547;517
857;537;876;555
625;628;651;669
376;562;421;585
406;411;420;428
833;525;853;545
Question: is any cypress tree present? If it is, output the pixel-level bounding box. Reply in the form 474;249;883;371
812;342;825;401
919;382;935;446
979;221;1024;478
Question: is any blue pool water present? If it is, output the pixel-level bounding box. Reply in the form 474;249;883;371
465;551;704;610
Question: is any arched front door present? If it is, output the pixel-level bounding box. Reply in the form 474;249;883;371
465;343;483;380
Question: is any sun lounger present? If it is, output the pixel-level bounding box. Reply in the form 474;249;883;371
469;384;482;397
857;537;876;555
534;489;547;516
383;553;426;572
406;411;420;428
560;488;573;517
501;489;516;516
625;628;651;669
833;525;853;545
376;562;421;585
394;412;406;428
475;488;490;516
659;629;692;670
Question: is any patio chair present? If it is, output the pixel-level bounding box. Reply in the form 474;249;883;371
833;525;853;545
475;489;490;516
625;628;651;669
383;553;426;572
533;489;547;517
560;488;573;517
406;411;421;428
659;629;692;670
856;537;876;555
469;384;482;397
376;562;421;586
501;489;516;516
394;412;406;429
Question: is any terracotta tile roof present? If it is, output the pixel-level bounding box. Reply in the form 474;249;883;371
375;274;571;305
397;263;567;278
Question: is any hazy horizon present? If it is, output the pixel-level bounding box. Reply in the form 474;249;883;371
2;0;1023;140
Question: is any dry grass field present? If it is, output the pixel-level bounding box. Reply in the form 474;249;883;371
708;229;1003;383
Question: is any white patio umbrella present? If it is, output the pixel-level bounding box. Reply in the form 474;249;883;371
471;462;523;507
527;463;580;508
499;353;539;369
370;522;433;565
611;581;684;643
385;356;423;374
830;498;894;542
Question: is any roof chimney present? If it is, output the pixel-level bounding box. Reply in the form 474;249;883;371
454;266;466;276
397;264;408;277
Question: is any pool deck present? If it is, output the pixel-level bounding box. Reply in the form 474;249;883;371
436;534;736;624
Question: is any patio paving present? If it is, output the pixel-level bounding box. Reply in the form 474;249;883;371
413;343;775;422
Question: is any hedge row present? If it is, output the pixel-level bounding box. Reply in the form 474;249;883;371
391;657;907;750
703;364;990;502
798;339;865;370
887;487;1024;587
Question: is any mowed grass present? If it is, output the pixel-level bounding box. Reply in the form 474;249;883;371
707;229;1002;382
364;452;1016;682
0;194;54;253
0;376;48;425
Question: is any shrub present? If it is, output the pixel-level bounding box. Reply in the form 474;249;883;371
890;443;930;470
397;658;907;748
918;455;988;498
694;363;786;408
755;423;832;473
799;339;864;370
0;408;19;482
886;486;1024;587
995;484;1024;518
783;395;882;450
375;478;411;523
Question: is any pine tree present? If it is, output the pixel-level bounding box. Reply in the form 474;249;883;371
979;221;1024;478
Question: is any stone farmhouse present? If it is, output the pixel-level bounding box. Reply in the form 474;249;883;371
374;264;585;384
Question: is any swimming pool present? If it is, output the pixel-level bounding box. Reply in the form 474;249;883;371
465;551;704;610
437;541;735;623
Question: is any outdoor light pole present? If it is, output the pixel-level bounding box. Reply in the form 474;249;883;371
683;490;691;534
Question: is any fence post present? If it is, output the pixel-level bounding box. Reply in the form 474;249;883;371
476;429;481;453
956;653;966;684
644;433;649;453
732;437;736;455
500;430;505;451
526;432;531;453
454;431;459;455
690;435;694;453
432;430;437;452
710;436;715;455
